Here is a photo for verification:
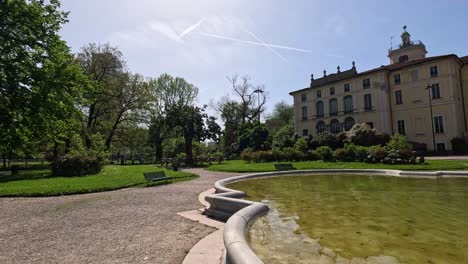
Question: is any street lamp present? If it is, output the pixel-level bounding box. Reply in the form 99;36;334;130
253;89;264;122
426;84;437;152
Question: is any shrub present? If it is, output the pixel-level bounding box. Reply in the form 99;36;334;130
367;145;387;163
311;132;340;149
316;146;335;161
240;148;254;163
306;150;320;161
355;145;369;161
345;123;390;146
51;155;103;176
294;137;308;152
51;134;107;176
210;152;224;164
270;148;284;162
335;148;347;161
383;135;415;164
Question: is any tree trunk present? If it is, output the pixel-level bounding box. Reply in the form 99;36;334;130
184;133;193;165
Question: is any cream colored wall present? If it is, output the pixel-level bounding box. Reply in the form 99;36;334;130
292;71;392;136
388;45;427;64
389;58;465;151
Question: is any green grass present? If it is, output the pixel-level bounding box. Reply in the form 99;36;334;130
207;159;468;173
0;165;197;197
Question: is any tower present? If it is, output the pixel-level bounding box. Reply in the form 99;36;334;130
388;26;427;64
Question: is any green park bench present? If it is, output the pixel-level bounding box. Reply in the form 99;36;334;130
143;171;173;183
274;163;296;171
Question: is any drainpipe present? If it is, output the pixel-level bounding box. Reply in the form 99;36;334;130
386;70;395;134
458;63;467;132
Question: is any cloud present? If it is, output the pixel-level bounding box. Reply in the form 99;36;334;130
179;18;205;39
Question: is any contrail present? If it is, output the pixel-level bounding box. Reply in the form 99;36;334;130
242;27;288;62
179;18;205;39
196;32;311;53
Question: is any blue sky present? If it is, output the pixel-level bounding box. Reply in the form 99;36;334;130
60;0;468;117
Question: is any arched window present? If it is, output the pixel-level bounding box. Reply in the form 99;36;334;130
343;95;353;113
316;101;324;117
329;99;338;116
317;120;326;134
330;119;341;134
344;117;355;131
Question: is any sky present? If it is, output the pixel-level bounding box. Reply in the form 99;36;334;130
59;0;468;118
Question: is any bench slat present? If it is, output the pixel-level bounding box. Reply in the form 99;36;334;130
143;171;172;182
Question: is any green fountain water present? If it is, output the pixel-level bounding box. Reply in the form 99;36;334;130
227;174;468;264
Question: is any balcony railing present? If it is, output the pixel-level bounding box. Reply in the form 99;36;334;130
389;40;425;51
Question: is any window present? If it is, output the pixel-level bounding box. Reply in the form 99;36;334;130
398;55;409;63
434;116;444;134
431;83;441;99
363;78;371;89
430;66;438;77
330;119;341;134
344;117;355;131
364;94;372;111
316;101;324;117
301;106;308;120
397;120;406;135
301;93;307;102
317;121;326;133
436;143;446;152
329;98;338;116
411;70;419;81
366;122;374;129
330;87;335;95
317;90;321;98
344;95;353;113
394;74;401;85
302;129;309;137
344;83;350;92
395;90;403;105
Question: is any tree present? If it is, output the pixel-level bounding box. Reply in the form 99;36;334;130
148;74;198;161
226;74;266;124
265;101;294;135
0;0;88;162
101;73;152;150
213;75;267;155
75;43;125;148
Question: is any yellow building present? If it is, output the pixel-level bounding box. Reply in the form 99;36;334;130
290;27;468;152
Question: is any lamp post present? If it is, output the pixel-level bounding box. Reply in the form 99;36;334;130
253;89;264;122
426;84;437;152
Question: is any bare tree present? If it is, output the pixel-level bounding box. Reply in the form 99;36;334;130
227;74;266;124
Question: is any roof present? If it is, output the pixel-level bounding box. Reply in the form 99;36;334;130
290;54;460;95
461;56;468;64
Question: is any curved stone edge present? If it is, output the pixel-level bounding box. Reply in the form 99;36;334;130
205;169;468;264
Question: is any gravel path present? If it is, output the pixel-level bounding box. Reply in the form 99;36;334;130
0;168;239;264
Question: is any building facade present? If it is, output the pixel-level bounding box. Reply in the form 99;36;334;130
290;27;468;152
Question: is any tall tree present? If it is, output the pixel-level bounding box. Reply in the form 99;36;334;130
101;73;152;150
213;74;267;155
148;74;198;161
75;43;125;148
0;0;88;164
227;74;266;124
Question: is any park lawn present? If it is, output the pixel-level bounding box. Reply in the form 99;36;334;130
0;165;197;197
208;159;468;173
